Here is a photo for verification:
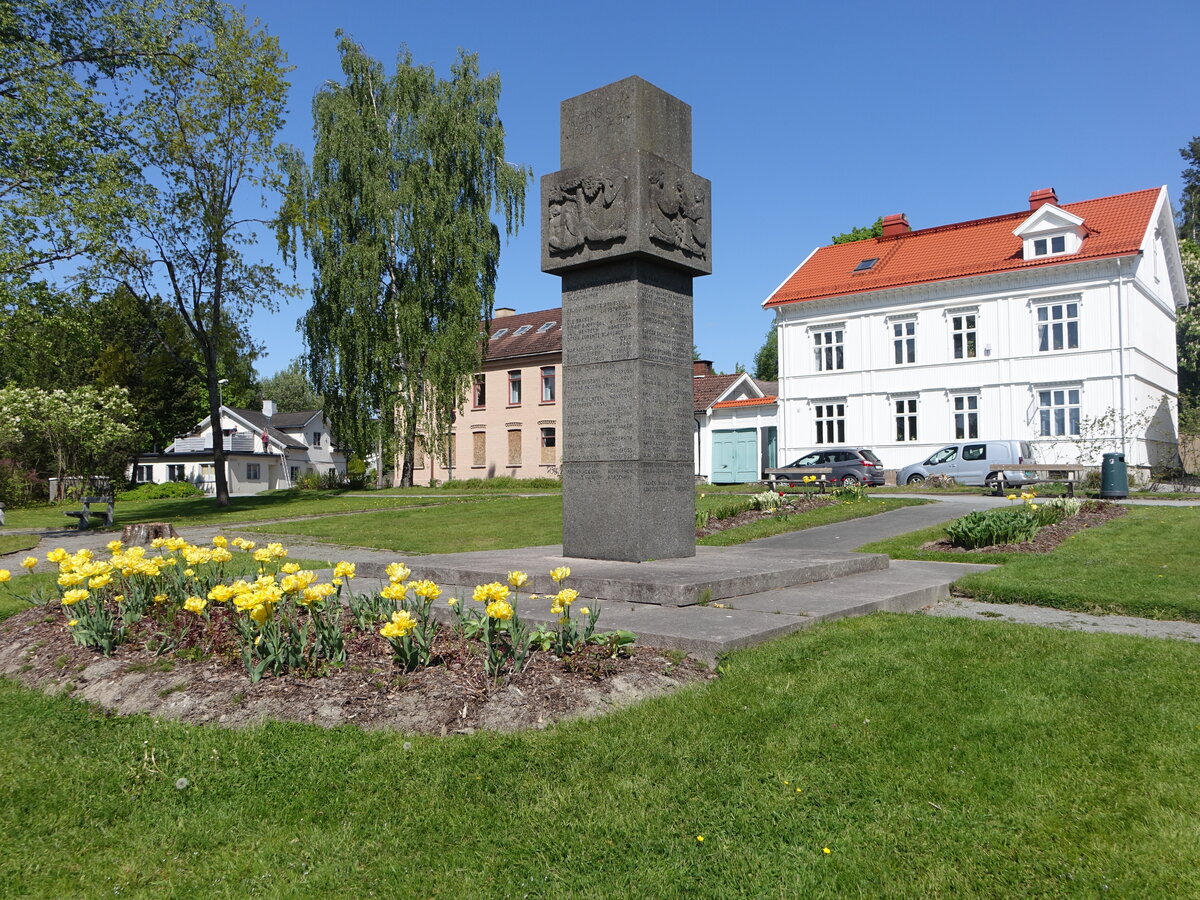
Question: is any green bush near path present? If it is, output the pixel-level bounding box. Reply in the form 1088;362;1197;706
860;505;1200;621
1;614;1198;896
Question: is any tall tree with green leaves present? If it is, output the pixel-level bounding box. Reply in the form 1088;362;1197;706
0;0;180;281
109;3;293;506
753;326;777;381
831;217;883;245
259;358;321;413
1180;137;1200;244
278;36;529;487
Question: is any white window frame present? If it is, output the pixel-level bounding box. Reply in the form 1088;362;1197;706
893;396;918;442
952;393;980;440
811;325;844;372
1035;297;1080;352
1037;386;1081;437
813;400;846;445
950;310;978;360
891;317;916;365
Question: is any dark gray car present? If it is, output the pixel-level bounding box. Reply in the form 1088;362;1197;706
782;447;885;486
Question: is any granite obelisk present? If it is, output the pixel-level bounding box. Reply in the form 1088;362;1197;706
541;77;711;562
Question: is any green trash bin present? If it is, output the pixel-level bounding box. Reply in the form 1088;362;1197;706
1100;452;1128;499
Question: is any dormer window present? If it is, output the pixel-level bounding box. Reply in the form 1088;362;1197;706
1014;203;1085;261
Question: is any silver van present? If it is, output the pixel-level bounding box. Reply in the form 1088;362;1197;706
898;440;1036;487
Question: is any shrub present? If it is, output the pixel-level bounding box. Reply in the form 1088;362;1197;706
116;481;205;501
749;490;783;511
945;508;1039;549
0;457;45;507
439;476;560;491
925;474;958;488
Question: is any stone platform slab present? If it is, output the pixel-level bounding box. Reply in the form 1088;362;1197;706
356;544;889;608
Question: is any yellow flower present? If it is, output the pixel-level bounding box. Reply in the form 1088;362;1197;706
267;542;288;559
280;562;301;574
60;589;89;606
447;597;459;607
253;548;271;563
550;566;571;583
0;569;9;583
823;847;831;855
21;557;37;570
507;571;528;588
87;573;111;589
183;568;195;577
380;609;417;639
550;602;563;615
67;619;79;627
212;535;228;548
208;584;234;603
555;588;579;607
46;548;69;563
211;547;233;563
1006;493;1017;501
183;596;207;614
380;582;407;601
113;595;125;604
411;580;442;601
386;562;411;583
106;539;124;553
1030;504;1039;511
153;593;168;604
334;561;356;579
696;835;704;842
250;604;272;625
57;572;85;587
485;599;514;621
579;606;590;616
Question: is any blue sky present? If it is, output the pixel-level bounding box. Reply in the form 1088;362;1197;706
244;0;1199;377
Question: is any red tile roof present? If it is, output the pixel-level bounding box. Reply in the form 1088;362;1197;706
764;188;1160;308
692;374;741;412
483;307;562;361
712;396;777;409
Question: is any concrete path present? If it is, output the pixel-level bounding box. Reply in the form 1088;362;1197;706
923;597;1200;644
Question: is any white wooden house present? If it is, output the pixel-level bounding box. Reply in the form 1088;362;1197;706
763;187;1188;476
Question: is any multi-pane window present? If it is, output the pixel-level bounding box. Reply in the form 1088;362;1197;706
894;398;917;441
952;313;977;359
1033;235;1067;256
953;394;979;440
813;328;844;372
134;465;152;482
472;432;486;467
540;427;556;464
311;432;322;447
892;320;916;365
167;464;185;481
541;366;556;402
246;463;261;480
289;466;299;483
814;402;845;445
1038;388;1081;436
508;370;521;405
472;374;486;408
1036;300;1079;351
507;429;522;466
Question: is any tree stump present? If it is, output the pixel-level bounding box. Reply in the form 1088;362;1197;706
121;522;179;545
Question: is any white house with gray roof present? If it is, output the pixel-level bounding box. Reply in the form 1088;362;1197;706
131;401;347;495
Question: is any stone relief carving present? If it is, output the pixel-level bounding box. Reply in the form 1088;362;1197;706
647;172;708;260
546;175;627;255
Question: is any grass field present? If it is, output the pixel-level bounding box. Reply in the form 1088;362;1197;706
0;534;39;556
1;613;1197;897
860;505;1200;621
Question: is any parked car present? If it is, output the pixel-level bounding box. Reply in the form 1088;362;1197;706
898;440;1037;487
779;447;885;486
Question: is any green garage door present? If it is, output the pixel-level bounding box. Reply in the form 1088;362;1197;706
712;428;759;484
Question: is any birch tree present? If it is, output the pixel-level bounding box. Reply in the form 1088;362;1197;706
278;36;528;486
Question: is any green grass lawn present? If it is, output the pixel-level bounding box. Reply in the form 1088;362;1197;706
0;490;463;531
243;496;930;554
1;613;1198;897
861;505;1200;621
0;534;39;556
698;498;928;546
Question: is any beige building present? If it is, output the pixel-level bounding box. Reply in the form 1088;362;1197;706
414;306;562;483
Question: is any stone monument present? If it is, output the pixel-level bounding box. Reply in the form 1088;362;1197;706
541;77;711;562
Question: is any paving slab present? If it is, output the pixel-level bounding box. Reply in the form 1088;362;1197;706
355;544;888;607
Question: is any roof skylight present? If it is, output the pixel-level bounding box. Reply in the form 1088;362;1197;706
537;320;557;333
513;324;532;336
490;328;508;340
854;257;879;272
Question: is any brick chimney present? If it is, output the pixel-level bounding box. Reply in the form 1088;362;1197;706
1029;188;1058;210
693;359;715;377
494;307;516;318
881;213;910;237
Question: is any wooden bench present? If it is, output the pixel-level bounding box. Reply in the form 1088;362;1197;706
762;467;834;494
989;464;1088;497
64;496;114;531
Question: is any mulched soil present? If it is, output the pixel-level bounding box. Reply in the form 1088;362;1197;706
0;605;714;733
695;494;837;539
919;500;1128;554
